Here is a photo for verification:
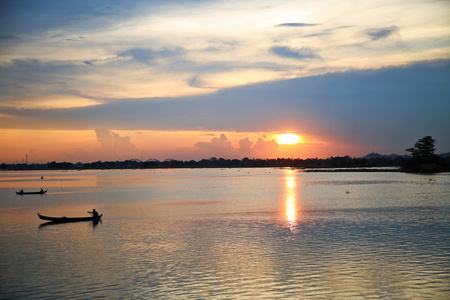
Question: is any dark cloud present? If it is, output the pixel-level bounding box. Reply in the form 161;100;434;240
0;34;18;39
0;58;94;103
302;26;353;38
2;61;449;154
271;46;320;60
366;26;399;41
302;32;329;38
62;37;85;42
187;75;203;87
0;0;149;37
275;23;320;27
83;60;93;66
0;0;215;42
119;47;185;64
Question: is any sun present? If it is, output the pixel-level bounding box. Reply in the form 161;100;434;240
277;133;301;145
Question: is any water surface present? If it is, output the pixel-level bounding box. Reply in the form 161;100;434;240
1;169;449;299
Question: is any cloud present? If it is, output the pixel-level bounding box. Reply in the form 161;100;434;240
254;137;279;158
271;46;320;60
187;75;203;87
61;129;138;162
366;26;399;41
203;39;239;52
302;32;330;38
193;134;281;159
194;133;234;158
0;1;147;37
302;25;353;38
119;47;185;65
0;34;18;39
1;1;447;106
95;128;136;156
62;37;85;42
236;137;255;158
3;60;448;155
0;113;16;119
95;128;114;150
275;23;320;27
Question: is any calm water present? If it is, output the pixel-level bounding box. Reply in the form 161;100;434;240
0;168;449;299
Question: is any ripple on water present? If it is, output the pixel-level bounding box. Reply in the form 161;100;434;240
92;207;450;299
1;170;449;299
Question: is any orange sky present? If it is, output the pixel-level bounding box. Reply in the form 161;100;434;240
0;129;368;164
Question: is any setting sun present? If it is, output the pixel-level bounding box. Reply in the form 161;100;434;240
277;133;301;145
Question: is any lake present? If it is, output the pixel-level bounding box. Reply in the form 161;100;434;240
1;168;449;299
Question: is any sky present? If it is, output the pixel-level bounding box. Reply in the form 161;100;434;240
0;0;449;163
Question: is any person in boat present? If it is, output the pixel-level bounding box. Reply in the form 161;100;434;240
20;189;23;193
40;188;44;192
88;209;99;218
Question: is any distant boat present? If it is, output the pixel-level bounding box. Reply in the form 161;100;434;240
16;190;47;195
37;213;102;223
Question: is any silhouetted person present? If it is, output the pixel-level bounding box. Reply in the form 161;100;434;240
41;176;44;179
20;189;23;193
40;188;43;192
89;209;99;218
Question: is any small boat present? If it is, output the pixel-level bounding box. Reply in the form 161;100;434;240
37;213;102;223
16;190;47;195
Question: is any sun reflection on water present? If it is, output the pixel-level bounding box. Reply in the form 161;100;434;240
284;171;299;232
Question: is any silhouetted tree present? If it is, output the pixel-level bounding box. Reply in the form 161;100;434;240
403;136;445;172
406;136;436;158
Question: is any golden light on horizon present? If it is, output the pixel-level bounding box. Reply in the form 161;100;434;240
277;133;301;145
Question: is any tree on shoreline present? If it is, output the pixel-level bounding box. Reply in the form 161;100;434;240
406;136;436;159
404;136;445;172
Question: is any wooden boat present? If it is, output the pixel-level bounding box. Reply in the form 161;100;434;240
37;213;102;223
16;190;47;195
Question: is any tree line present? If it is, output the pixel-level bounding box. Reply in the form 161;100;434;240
2;136;449;172
1;155;406;170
